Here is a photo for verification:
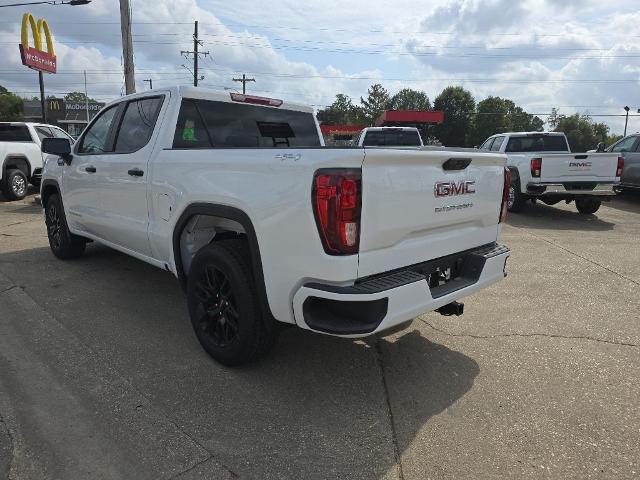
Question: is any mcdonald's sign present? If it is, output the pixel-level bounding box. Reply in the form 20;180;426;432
19;13;56;74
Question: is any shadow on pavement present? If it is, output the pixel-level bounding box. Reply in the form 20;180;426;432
607;190;640;214
506;201;615;231
0;186;39;204
0;244;479;479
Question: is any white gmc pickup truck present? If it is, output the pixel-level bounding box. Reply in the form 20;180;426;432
40;87;510;365
480;132;622;215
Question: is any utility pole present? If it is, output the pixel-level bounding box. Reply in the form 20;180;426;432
119;0;135;94
143;78;153;90
181;21;209;87
232;74;255;94
624;106;630;136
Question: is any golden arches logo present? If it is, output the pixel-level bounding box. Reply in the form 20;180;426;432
19;13;57;74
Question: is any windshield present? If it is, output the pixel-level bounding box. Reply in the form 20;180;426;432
363;130;422;147
505;135;569;152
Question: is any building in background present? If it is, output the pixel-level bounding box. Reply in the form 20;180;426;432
22;98;106;137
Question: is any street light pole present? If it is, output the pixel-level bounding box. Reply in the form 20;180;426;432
624;106;630;137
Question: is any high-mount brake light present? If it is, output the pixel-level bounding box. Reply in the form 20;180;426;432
229;93;283;107
312;169;362;255
500;167;511;223
616;156;624;177
530;157;542;178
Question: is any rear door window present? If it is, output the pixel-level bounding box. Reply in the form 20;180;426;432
505;135;569;152
173;99;321;148
0;125;32;142
114;97;164;153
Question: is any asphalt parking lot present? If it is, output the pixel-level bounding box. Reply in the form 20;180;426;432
1;189;639;480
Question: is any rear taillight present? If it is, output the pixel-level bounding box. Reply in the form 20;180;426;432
617;156;624;177
530;158;542;178
312;169;361;255
500;167;511;223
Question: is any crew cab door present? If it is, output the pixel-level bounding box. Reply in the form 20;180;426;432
64;104;120;236
89;96;165;257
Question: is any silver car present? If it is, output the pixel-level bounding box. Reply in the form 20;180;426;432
596;134;640;190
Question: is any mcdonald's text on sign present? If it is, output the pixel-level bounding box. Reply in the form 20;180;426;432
19;13;56;74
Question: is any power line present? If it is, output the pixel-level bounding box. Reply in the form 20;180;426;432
180;20;209;86
232;73;255;94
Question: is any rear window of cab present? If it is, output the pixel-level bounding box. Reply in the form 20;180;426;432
173;99;321;148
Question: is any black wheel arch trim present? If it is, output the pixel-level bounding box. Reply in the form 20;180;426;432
40;179;61;206
2;155;32;179
172;203;274;318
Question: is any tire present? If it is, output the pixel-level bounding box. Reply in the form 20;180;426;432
44;193;87;259
187;239;276;366
2;169;28;201
575;198;601;215
507;173;526;212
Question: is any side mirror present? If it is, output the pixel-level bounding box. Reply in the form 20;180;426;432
474;145;479;149
596;142;605;153
41;137;72;164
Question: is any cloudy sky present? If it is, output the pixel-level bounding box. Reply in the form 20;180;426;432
0;0;638;133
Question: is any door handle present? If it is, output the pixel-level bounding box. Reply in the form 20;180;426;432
128;168;144;177
85;166;96;173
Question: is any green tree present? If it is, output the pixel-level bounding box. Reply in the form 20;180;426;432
64;91;97;103
433;86;476;147
469;96;510;146
0;85;24;121
504;100;543;132
316;94;365;125
552;113;609;152
388;88;431;110
360;84;390;126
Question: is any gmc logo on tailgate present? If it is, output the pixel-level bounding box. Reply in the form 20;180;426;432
434;180;476;198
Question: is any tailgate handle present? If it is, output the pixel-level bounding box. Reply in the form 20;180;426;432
574;155;588;159
442;158;472;171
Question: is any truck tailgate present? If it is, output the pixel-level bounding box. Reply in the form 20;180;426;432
538;153;619;183
358;148;506;278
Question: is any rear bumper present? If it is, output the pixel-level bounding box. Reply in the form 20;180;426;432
526;182;618;196
292;243;510;337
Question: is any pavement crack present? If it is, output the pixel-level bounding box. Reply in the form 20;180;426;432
507;225;640;287
169;454;238;479
375;340;405;480
421;319;640;348
0;285;18;294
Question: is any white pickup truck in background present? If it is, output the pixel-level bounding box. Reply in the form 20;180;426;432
356;126;424;147
0;122;74;201
480;132;622;215
40;87;510;365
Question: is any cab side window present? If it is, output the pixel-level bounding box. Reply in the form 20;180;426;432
611;136;637;153
78;105;119;154
114;97;164;153
34;126;54;141
480;138;494;150
490;136;505;151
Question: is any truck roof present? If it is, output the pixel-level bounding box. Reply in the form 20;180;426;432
0;122;59;128
361;126;420;131
101;86;315;114
498;131;565;137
